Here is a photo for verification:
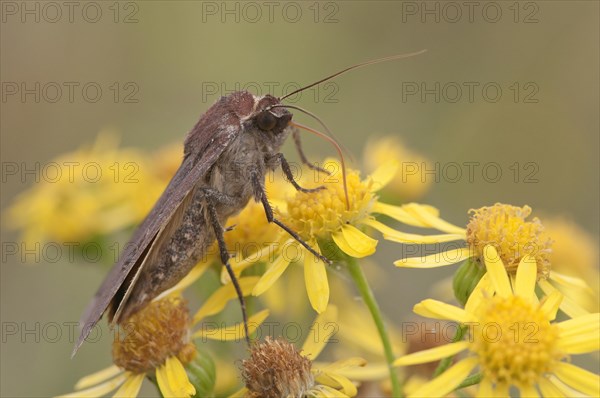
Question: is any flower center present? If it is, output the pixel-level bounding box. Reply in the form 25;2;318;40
284;167;374;239
469;295;563;388
242;337;314;398
466;204;552;278
112;296;195;373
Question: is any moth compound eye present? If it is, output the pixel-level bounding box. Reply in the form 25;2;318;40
256;111;277;131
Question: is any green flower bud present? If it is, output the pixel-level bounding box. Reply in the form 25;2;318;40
453;257;486;306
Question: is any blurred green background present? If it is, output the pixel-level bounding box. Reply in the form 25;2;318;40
1;1;598;397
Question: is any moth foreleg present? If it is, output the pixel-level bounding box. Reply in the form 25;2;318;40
251;174;332;265
272;153;325;193
205;199;251;345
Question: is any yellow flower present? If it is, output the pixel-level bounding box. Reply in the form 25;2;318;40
58;264;267;398
245;159;463;313
395;204;548;273
394;245;600;397
363;136;432;201
6;132;170;246
232;306;367;398
57;295;197;398
395;203;593;317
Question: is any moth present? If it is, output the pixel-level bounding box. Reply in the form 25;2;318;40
73;51;425;355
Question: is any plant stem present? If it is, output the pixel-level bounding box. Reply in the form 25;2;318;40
346;257;402;397
433;325;466;377
454;373;483;391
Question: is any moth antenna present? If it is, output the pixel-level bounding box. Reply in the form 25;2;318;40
268;103;352;159
280;50;427;101
289;121;350;210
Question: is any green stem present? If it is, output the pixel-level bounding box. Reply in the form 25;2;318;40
346;256;402;397
433;325;466;377
454;373;483;391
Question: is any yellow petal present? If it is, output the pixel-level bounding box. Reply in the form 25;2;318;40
155;261;210;301
112;373;144;398
156;357;196;398
364;218;463;244
476;379;494;397
413;299;470;322
549;271;593;293
519;384;540;397
408;357;478;398
515;254;537;302
75;365;122;390
372;202;440;228
57;373;128;398
539;280;589;318
194;309;269;341
304;247;330;313
328;362;388;381
483;245;512;298
539;289;563;321
465;273;492;314
252;252;292;296
394;248;471;268
332;224;377;258
315;371;358;396
220;240;288;284
368;159;399;192
493;383;510;396
193;277;259;323
546;375;587;397
402;203;467;234
553;362;600;397
538;377;566;397
302;305;338;359
321;357;366;372
557;313;600;338
372;202;428;226
156;363;177;397
557;313;600;353
315;384;350;397
393;341;469;366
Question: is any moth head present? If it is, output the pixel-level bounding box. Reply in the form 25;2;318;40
253;95;292;135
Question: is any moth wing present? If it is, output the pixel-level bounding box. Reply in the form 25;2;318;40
73;103;240;356
108;186;195;324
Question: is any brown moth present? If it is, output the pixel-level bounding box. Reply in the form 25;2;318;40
73;51;426;355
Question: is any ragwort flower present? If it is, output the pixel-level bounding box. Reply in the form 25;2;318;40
232;306;366;398
247;159;464;313
58;295;197;398
395;203;593;317
7;132;169;246
394;245;600;397
58;265;266;398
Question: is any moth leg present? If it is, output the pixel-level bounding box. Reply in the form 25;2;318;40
205;199;251;345
252;174;332;265
272;153;325;194
292;128;331;175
